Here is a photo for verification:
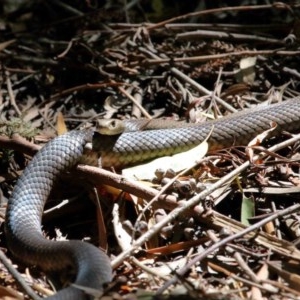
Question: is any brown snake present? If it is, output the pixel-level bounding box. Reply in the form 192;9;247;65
5;98;300;299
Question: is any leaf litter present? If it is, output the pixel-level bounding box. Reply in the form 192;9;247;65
0;2;300;300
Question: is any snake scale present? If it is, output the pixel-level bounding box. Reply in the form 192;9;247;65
5;98;300;299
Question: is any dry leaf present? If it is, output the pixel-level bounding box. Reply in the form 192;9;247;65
56;112;68;135
0;39;15;51
236;56;257;84
122;140;208;180
246;121;277;161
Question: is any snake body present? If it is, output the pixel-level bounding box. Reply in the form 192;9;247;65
96;98;300;167
5;98;300;299
5;130;112;299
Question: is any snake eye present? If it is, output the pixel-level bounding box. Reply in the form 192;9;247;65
111;120;116;128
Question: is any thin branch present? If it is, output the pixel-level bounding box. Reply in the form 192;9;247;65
0;134;40;156
146;3;297;30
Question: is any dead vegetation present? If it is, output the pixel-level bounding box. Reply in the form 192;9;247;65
1;1;300;299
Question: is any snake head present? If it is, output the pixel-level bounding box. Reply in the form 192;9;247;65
96;119;125;135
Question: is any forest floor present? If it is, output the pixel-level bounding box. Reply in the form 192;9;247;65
1;1;300;300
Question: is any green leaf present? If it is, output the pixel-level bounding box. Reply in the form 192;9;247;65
241;194;255;226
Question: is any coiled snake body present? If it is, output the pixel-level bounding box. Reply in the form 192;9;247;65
5;98;300;299
5;130;112;299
